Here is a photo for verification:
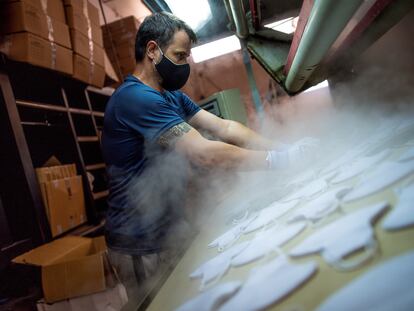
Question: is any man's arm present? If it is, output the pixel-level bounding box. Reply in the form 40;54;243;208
158;122;268;170
188;109;277;150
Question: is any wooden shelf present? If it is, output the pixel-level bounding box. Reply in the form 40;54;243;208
86;163;106;170
77;136;99;142
16;99;67;113
69;107;93;116
93;190;109;200
92;111;105;117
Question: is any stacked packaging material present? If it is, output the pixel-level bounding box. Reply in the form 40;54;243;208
0;0;73;75
0;0;106;88
102;16;140;81
64;0;105;87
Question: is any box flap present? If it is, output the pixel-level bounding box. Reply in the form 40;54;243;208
91;236;107;253
13;236;91;266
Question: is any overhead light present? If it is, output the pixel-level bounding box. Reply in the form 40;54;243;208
303;80;329;93
191;35;241;63
165;0;212;31
264;16;298;34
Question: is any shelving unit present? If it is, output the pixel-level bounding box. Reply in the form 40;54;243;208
0;58;112;262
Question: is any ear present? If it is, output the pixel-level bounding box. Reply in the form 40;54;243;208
146;40;158;61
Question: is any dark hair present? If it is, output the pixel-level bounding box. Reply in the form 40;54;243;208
135;12;197;62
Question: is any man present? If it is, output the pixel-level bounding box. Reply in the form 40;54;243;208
102;12;316;308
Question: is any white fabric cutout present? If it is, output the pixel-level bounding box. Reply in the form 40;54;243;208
219;256;317;311
316;250;414;311
287;170;317;187
232;222;306;267
382;183;414;230
243;200;299;234
290;202;389;269
398;145;414;162
281;178;328;203
287;187;351;223
320;149;362;176
208;218;254;251
174;281;242;311
190;242;249;289
331;150;390;184
343;161;414;202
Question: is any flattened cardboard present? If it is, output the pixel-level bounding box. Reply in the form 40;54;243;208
43;176;86;237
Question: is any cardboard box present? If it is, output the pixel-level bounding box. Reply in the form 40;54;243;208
0;0;66;23
102;16;139;48
0;1;72;49
73;54;105;88
65;6;103;46
70;29;104;66
0;32;73;75
63;0;100;26
13;236;107;303
106;40;135;60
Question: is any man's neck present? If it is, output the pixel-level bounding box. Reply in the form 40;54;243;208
133;63;163;92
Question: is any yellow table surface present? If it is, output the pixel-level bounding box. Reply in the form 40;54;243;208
147;146;414;311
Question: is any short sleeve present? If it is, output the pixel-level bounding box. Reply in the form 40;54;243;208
180;92;201;120
116;86;184;142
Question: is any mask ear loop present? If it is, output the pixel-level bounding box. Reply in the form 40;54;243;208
324;239;378;271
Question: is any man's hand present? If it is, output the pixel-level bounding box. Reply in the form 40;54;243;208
266;137;320;170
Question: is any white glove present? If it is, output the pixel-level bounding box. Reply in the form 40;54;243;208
267;137;319;170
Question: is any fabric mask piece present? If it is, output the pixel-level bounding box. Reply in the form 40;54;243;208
219;257;317;311
281;178;327;203
398;145;414;162
343;161;414;203
190;242;249;288
287;170;317;187
208;218;254;251
382;183;414;230
287;187;351;223
232;222;306;267
320;149;362;176
316;250;414;311
331;150;390;184
290;202;389;269
155;47;190;91
175;281;242;311
243;200;299;234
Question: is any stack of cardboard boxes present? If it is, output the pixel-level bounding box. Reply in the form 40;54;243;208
0;0;73;75
64;0;105;87
102;16;140;81
0;0;106;88
36;163;86;237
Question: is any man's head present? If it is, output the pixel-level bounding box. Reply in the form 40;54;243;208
135;12;197;64
135;12;197;90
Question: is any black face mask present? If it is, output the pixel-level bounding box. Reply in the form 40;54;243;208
155;47;190;91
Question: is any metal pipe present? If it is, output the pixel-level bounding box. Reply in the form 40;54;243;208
228;0;249;39
285;0;363;93
223;0;235;30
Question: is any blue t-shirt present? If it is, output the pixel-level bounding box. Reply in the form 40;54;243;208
101;75;200;254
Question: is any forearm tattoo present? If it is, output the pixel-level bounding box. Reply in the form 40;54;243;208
158;122;192;147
